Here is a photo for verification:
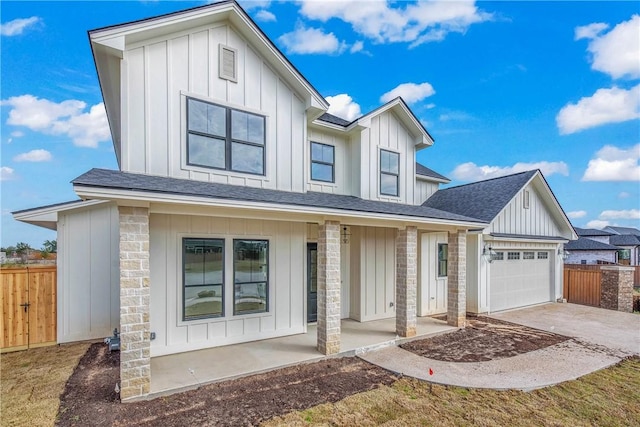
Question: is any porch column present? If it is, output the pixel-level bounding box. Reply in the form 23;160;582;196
396;226;418;337
447;230;466;327
118;206;151;401
317;221;341;355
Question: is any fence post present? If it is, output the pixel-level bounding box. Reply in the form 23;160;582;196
600;266;634;313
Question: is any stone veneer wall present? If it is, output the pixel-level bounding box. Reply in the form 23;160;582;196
317;221;341;355
395;227;417;337
118;206;151;401
600;266;633;313
447;231;466;327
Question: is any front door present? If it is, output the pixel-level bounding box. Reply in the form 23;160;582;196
307;243;318;323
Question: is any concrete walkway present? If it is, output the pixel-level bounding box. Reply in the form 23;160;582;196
360;303;639;391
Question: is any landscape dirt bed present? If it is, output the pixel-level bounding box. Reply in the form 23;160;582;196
56;344;397;426
56;317;569;426
401;316;570;362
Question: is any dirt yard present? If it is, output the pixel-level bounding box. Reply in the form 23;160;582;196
401;316;569;362
53;316;570;426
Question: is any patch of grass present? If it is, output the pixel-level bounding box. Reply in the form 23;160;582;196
264;357;640;427
1;342;90;427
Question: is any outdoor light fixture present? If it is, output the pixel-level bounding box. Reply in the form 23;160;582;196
558;248;570;260
482;245;497;263
341;226;351;244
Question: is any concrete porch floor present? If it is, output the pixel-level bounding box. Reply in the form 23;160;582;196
150;316;454;397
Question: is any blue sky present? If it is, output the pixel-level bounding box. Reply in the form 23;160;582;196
1;0;639;248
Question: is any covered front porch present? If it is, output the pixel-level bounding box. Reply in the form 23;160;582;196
149;316;455;397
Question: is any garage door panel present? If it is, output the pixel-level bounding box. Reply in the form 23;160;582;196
490;251;551;312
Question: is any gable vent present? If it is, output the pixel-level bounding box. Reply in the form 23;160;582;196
219;44;237;82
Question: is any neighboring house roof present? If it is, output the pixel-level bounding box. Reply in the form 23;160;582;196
603;226;640;236
574;227;614;237
610;234;640;247
415;163;450;183
564;237;620;251
422;170;537;223
72;168;488;225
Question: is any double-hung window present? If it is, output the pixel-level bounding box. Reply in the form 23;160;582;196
438;243;448;277
380;149;400;196
187;97;265;175
182;238;224;320
233;240;269;315
310;142;335;182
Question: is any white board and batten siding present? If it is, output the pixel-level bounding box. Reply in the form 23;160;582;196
349;226;396;322
122;23;306;192
358;111;417;205
149;214;306;357
414;179;439;205
491;185;562;236
57;203;120;343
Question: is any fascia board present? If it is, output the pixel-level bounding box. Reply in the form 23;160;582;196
416;175;450;184
73;185;488;230
485;235;570;245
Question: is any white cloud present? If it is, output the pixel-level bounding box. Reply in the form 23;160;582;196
567;210;587;219
0;167;15;181
577;15;640;79
556;85;640;134
582;144;640;181
278;25;347;55
439;111;474;122
586;219;610;229
255;10;276;22
298;0;491;47
0;16;41;36
451;161;569;181
13;149;52;162
325;94;361;121
239;0;271;11
380;82;435;104
350;40;364;54
1;95;110;148
600;209;640;220
619;192;630;199
574;22;609;40
10;131;24;138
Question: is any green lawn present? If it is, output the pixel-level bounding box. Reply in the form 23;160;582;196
265;357;640;426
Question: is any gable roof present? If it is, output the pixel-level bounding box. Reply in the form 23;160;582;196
422;170;537;223
415;163;450;183
610;234;640;246
603;226;640;236
574;227;614;237
72;168;487;226
564;237;620;251
89;0;329;166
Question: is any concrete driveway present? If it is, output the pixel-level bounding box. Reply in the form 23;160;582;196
490;303;640;356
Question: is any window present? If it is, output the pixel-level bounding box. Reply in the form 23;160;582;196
537;252;548;259
187;97;265;175
438;243;448;277
234;240;269;315
581;260;587;265
380;149;399;196
507;251;520;260
493;251;504;261
523;251;535;260
183;238;224;320
310;142;335;182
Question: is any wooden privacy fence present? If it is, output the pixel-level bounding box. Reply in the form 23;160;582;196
1;266;56;352
563;267;602;307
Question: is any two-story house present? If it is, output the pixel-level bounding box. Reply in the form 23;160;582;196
13;1;575;400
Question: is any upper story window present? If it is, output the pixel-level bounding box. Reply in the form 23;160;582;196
187;97;265;175
310;142;335;183
380;149;400;196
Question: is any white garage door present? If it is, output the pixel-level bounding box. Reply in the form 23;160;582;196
490;250;552;312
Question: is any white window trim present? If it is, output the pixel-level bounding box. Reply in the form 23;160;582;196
379;148;401;198
219;44;238;83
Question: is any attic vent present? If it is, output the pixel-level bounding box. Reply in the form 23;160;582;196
219;44;237;82
523;190;530;209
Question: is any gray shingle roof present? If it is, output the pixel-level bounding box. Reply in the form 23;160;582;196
317;113;352;127
422;170;537;223
610;234;640;246
564;237;620;251
574;227;614;237
12;199;85;215
415;163;450;182
604;226;640;236
73;169;487;224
